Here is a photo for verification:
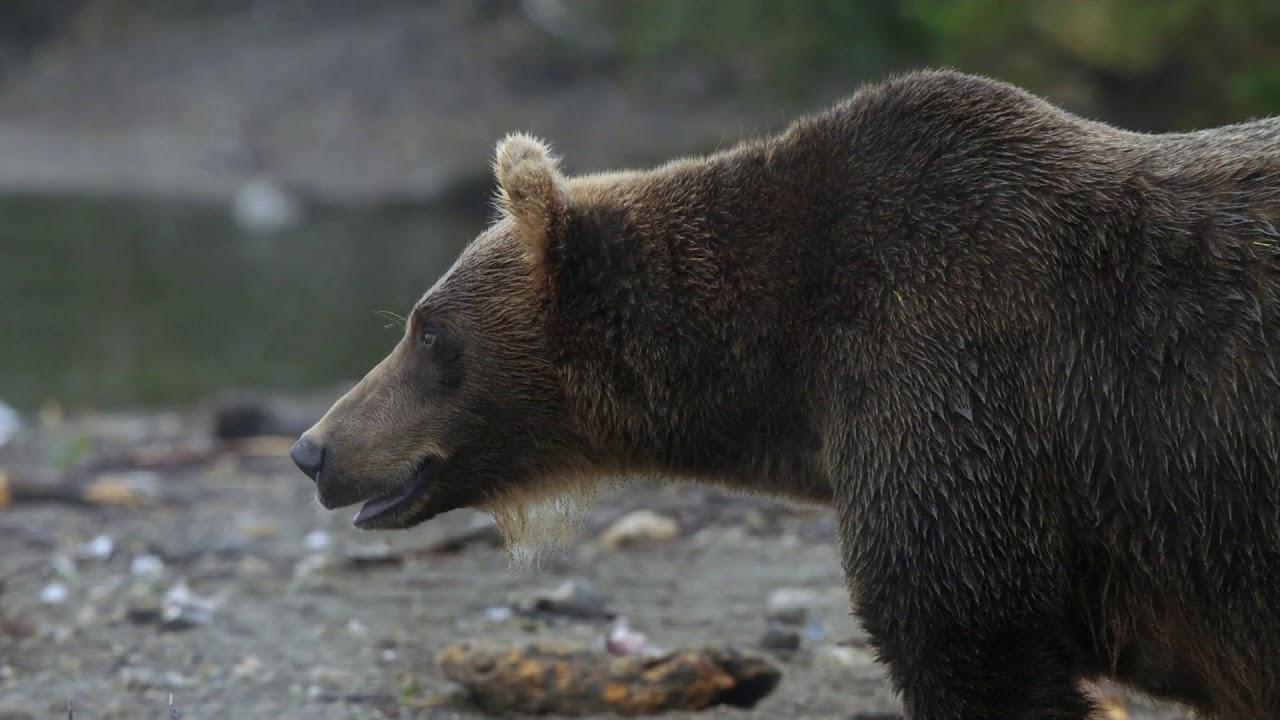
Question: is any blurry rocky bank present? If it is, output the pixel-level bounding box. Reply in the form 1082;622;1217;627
0;1;768;210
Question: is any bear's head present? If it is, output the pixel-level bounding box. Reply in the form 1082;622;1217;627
291;134;602;554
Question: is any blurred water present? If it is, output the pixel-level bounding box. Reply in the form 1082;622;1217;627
0;195;482;411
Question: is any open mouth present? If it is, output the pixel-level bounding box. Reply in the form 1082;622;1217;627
352;458;436;529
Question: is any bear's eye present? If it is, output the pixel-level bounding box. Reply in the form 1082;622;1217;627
420;329;438;349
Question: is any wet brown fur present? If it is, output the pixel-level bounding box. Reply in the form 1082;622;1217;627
300;71;1280;719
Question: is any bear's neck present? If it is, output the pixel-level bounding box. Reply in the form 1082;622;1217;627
553;150;832;502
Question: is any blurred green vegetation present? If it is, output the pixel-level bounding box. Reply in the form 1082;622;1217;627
596;0;1280;130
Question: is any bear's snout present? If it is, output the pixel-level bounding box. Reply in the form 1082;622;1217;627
290;435;325;481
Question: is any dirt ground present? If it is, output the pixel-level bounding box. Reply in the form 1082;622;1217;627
0;396;1187;719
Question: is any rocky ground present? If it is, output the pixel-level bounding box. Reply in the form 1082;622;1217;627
0;394;1186;719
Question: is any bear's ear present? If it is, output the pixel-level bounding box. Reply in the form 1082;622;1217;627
494;133;568;260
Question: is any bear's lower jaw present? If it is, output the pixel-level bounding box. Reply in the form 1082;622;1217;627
352;480;429;527
346;456;464;530
353;488;464;530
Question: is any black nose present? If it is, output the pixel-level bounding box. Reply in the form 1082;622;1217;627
289;436;325;480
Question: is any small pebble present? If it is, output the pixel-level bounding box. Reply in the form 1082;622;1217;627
160;580;216;631
765;587;821;626
815;643;878;677
0;400;19;447
50;554;77;579
514;578;611;620
161;604;212;632
126;601;163;625
120;667;194;690
303;530;331;553
76;605;99;626
606;616;663;657
237;555;271;577
343;541;402;568
238;519;279;540
40;582;68;604
292;553;332;580
599;510;680;550
482;606;514;623
232;655;263;679
803;619;826;644
759;623;802;653
130;554;165;578
75;534;114;561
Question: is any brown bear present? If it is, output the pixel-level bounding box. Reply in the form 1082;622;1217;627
291;70;1280;719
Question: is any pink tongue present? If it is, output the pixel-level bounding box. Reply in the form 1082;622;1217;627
354;485;416;524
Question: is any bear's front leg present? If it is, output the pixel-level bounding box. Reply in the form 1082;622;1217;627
855;602;1093;719
835;455;1091;719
